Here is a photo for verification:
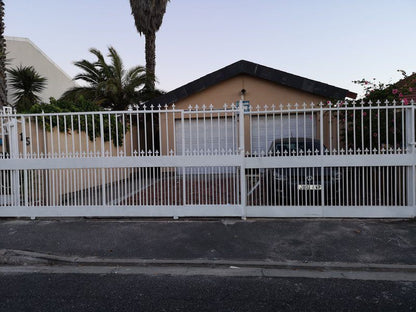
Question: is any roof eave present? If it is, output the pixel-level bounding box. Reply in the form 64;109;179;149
145;60;356;106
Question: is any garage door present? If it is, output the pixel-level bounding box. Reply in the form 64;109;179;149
175;118;237;156
250;114;316;155
175;118;238;174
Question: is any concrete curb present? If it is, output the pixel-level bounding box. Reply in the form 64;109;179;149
1;249;415;273
1;264;415;281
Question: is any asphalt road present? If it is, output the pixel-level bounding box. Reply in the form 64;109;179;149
1;273;414;312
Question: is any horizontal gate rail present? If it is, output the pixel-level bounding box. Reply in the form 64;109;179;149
0;205;244;218
0;155;242;170
244;154;415;168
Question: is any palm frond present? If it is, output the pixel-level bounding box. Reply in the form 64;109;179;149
129;0;169;35
61;46;159;110
7;65;47;109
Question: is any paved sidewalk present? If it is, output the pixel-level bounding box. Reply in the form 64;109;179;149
0;218;414;266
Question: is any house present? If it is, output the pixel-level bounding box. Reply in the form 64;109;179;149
5;36;76;104
147;60;357;156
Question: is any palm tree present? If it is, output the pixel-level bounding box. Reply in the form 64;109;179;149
0;0;7;107
61;46;147;110
129;0;169;91
7;65;47;112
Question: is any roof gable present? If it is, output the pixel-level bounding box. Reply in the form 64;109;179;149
146;60;357;106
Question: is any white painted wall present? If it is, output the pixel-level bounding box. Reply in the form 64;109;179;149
5;36;76;104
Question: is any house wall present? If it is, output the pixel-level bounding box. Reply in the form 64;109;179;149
6;36;76;104
174;74;327;108
159;74;333;155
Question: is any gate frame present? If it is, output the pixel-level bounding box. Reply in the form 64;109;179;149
0;102;415;218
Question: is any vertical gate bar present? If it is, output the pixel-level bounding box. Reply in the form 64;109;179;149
63;116;68;157
129;113;133;156
151;110;156;202
9;117;16;206
361;101;364;153
172;111;177;205
56;115;61;157
352;102;356;153
369;104;372;154
41;114;48;205
224;109;228;205
48;115;54;158
320;103;324;210
94;168;98;205
28;116;33;157
233;106;237;204
92;113;96;156
85;114;89;157
34;115;39;158
265;105;269;156
401;106;405;155
295;104;298;153
377;166;381;206
70;115;74;156
181;110;186;206
210;107;214;205
136;110;140;154
336;103;340;153
197;107;201;205
239;100;247;219
77;114;82;157
165;108;169;205
393;105;397;153
122;113;127;156
394;166;397;206
385;101;389;152
151;108;155;154
144;110;148;155
100;113;106;205
377;104;381;152
344;103;348;154
21;116;29;207
115;113;119;156
405;106;415;209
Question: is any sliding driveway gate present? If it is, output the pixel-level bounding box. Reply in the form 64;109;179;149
0;101;415;218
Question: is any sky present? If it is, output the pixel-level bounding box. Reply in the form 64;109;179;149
4;0;416;97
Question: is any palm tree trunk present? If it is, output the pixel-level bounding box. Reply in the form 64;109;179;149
145;32;156;91
0;0;7;107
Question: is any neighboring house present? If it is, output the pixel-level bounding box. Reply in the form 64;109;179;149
5;36;76;104
147;60;357;156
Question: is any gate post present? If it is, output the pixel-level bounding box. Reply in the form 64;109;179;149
406;105;415;214
239;100;247;219
100;113;106;205
4;108;20;206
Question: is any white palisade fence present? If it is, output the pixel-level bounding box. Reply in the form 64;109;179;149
0;100;415;218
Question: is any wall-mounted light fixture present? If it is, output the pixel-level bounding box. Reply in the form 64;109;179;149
240;89;246;100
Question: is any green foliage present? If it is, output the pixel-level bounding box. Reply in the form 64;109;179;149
353;70;416;104
61;47;151;110
7;65;47;112
26;97;127;147
335;71;415;150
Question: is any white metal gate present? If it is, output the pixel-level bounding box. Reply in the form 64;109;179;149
0;101;415;218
